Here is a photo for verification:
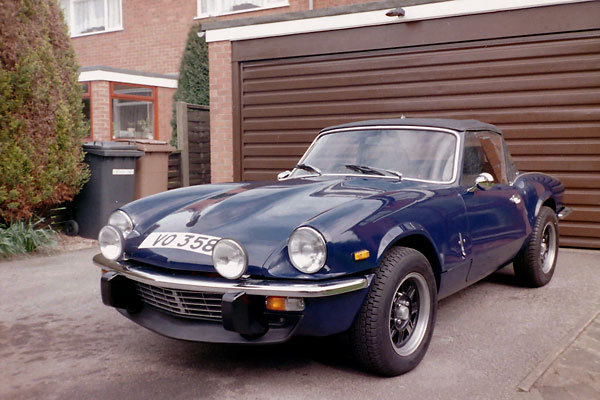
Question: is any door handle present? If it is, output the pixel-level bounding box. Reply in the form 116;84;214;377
458;232;466;258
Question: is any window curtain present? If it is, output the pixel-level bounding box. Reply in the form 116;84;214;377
73;0;104;34
113;100;154;140
106;0;121;29
203;0;283;15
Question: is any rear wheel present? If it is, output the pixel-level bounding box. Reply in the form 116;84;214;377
349;247;437;376
513;206;559;287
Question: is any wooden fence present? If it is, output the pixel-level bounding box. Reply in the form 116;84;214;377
168;102;211;190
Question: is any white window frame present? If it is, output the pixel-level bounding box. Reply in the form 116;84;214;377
60;0;123;38
196;0;289;19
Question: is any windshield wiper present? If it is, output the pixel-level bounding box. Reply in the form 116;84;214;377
345;164;402;181
295;163;322;175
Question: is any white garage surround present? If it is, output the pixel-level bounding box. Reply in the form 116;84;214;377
205;0;592;43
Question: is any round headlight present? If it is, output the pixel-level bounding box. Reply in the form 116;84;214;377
99;225;124;261
108;210;134;237
288;227;327;274
212;239;248;280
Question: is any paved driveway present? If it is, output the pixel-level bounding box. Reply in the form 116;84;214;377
1;247;598;400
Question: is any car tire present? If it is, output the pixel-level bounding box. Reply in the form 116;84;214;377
513;206;559;288
349;246;437;376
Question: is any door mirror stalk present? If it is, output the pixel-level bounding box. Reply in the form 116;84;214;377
468;172;494;192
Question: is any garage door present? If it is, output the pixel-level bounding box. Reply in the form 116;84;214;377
232;2;600;248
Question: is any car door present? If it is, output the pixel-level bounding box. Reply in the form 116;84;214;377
460;131;529;283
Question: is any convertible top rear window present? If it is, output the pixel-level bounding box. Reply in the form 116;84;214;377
294;128;458;183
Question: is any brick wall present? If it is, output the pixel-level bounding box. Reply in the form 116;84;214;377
90;81;111;141
314;0;373;9
70;0;340;73
208;41;234;183
157;87;176;142
72;0;197;74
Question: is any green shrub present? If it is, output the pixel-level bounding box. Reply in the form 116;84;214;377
0;219;57;259
171;24;209;145
0;0;89;223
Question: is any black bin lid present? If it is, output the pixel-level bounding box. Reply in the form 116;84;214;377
83;141;144;157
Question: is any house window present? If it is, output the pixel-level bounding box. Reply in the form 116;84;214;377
59;0;122;36
111;83;157;140
197;0;288;17
82;82;92;138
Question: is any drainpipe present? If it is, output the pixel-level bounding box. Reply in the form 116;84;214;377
309;0;313;10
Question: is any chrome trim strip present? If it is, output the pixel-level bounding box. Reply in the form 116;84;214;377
94;254;372;298
288;125;461;185
557;207;573;220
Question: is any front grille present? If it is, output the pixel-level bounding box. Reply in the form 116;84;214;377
136;282;223;321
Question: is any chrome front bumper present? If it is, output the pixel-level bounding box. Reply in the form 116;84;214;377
93;254;372;298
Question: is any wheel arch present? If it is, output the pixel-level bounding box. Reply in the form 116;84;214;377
541;197;556;212
534;193;555;217
377;229;442;293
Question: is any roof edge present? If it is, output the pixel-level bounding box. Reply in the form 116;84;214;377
201;0;444;31
320;118;503;134
79;65;178;80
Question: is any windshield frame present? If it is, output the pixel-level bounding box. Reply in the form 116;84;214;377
290;125;462;184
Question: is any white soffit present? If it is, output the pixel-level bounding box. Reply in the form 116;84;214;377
78;70;178;89
205;0;590;43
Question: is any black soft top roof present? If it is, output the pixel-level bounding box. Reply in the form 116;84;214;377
321;118;502;135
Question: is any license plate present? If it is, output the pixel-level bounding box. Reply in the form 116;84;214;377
139;232;221;256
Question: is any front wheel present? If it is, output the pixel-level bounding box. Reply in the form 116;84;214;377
349;247;437;376
513;206;559;287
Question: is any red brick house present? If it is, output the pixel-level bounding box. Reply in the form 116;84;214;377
62;0;366;143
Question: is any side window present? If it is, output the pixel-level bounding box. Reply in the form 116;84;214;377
461;131;509;185
477;131;508;184
461;132;484;185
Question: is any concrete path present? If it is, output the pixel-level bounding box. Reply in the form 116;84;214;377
0;247;598;400
531;311;600;399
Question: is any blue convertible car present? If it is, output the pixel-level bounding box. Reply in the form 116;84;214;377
95;118;571;376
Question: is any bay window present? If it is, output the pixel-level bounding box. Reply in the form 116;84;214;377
197;0;288;17
111;83;157;140
59;0;122;36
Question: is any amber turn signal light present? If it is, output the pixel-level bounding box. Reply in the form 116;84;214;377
354;249;370;261
266;296;305;311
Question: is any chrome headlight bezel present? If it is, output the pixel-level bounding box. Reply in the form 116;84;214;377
108;210;134;237
212;238;248;280
288;226;327;274
98;225;124;261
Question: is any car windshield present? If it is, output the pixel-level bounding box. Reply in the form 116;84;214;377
292;128;458;182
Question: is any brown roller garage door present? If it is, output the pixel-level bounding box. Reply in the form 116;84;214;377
231;2;600;248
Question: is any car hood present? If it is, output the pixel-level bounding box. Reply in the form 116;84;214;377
125;176;426;274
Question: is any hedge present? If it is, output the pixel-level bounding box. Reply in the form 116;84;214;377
171;24;209;145
0;0;89;222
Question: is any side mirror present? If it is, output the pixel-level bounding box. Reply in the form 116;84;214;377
277;170;291;181
468;172;494;192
